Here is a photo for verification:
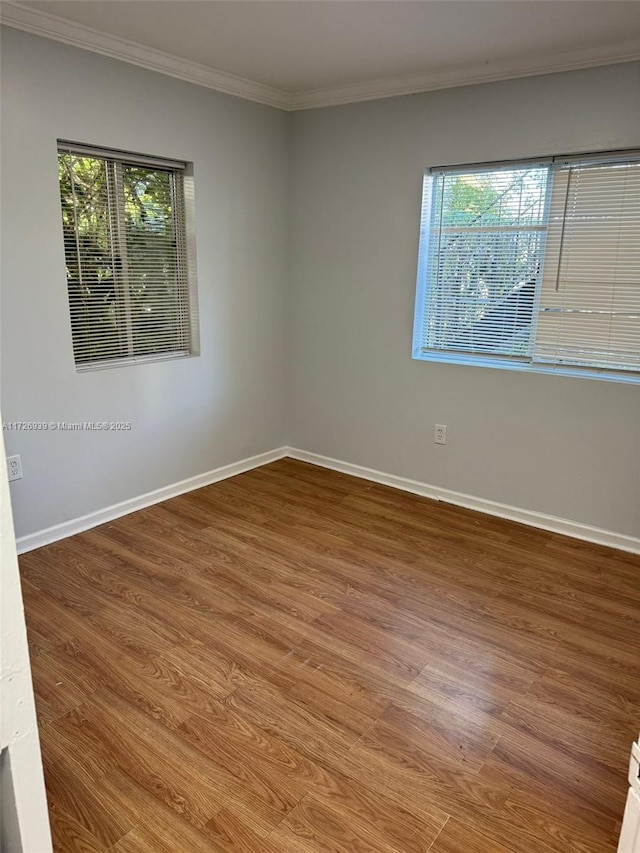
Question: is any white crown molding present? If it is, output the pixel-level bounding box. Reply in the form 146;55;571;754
290;40;640;110
0;1;292;110
1;1;639;112
286;448;640;555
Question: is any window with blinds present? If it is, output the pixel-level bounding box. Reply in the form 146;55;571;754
413;150;640;382
58;142;199;370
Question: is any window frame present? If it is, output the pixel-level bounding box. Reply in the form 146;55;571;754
412;149;640;385
57;141;200;372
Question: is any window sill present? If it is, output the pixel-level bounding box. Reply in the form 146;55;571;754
75;350;197;373
412;350;640;385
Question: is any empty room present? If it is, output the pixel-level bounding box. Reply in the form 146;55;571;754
1;1;640;851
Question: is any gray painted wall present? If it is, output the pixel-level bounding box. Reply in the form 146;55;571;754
290;63;640;537
1;28;289;539
2;28;638;541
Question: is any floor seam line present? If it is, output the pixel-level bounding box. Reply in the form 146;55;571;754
265;791;309;839
426;814;450;851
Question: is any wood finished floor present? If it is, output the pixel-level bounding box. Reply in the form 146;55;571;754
20;458;640;853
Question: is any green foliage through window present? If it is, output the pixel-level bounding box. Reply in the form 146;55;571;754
58;147;192;368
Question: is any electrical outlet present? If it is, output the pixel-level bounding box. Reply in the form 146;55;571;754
434;424;447;445
7;455;23;482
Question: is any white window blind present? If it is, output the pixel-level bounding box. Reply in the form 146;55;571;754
413;150;640;382
535;155;640;371
417;162;550;358
58;142;198;370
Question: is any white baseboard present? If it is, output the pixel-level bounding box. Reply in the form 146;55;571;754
16;447;288;554
16;444;639;556
285;447;640;555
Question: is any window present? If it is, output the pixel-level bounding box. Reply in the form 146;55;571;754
413;150;640;382
58;142;198;370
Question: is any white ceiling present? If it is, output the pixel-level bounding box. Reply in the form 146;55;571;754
4;1;640;108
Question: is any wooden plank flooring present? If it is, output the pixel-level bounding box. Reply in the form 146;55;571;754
20;458;640;852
